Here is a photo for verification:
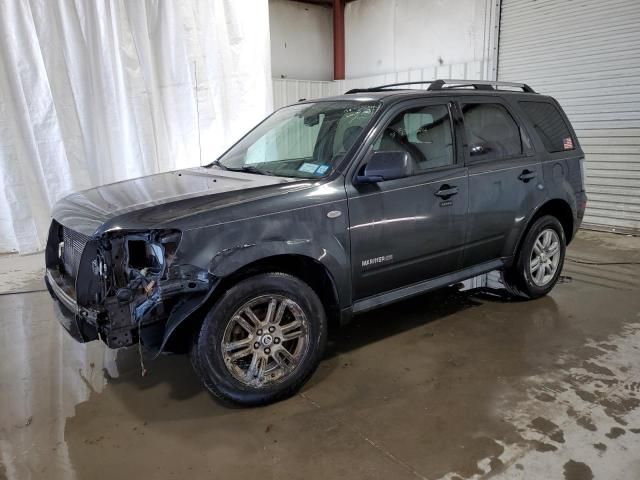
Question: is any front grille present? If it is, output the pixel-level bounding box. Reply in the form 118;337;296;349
62;227;90;279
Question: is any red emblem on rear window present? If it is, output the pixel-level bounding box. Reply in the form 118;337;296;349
563;137;573;150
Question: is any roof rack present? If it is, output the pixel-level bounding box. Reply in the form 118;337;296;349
345;79;535;94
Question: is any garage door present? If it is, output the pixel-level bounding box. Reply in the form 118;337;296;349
498;0;640;232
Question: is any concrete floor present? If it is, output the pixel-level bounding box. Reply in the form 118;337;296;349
1;230;640;480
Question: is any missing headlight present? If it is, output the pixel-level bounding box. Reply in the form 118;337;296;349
124;230;182;278
127;240;163;271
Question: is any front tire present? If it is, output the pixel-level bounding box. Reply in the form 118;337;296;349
504;215;566;299
192;272;327;406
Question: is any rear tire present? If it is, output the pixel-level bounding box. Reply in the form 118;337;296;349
504;215;566;299
191;272;327;406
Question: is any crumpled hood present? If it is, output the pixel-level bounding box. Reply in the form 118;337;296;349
51;167;300;236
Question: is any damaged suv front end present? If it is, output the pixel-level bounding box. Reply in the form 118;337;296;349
44;97;384;406
45;221;210;351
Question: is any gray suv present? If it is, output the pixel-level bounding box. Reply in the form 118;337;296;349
45;79;587;405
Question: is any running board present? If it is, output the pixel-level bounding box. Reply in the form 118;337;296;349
352;259;504;314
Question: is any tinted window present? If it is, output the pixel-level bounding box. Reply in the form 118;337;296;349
373;104;454;172
519;101;575;153
462;103;522;161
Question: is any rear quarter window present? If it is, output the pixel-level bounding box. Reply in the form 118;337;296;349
519;101;575;153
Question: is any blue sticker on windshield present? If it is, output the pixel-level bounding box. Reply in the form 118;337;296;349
315;164;330;175
298;162;319;173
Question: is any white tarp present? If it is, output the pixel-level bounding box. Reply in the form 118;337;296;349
0;0;273;254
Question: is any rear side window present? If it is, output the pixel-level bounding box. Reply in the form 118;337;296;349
519;101;575;153
461;103;523;161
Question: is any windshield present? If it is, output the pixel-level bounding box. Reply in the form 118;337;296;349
215;100;380;178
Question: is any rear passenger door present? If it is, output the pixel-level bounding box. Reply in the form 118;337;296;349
459;97;544;266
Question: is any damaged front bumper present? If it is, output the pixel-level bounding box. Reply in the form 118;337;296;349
45;268;100;343
45;220;212;352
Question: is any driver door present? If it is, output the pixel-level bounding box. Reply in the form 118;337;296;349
346;100;469;301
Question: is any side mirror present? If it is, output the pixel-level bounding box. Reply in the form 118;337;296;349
356;151;415;183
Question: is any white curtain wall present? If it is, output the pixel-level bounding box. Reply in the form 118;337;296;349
0;0;273;254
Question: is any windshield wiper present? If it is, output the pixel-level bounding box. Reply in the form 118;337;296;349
225;165;273;176
209;159;228;170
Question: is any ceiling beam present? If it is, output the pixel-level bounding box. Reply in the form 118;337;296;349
333;0;345;80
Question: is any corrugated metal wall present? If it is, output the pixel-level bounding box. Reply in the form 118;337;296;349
272;60;488;110
498;0;640;232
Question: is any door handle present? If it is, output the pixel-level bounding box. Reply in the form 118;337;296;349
518;169;537;183
434;184;459;199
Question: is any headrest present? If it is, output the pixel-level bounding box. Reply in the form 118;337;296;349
416;123;438;143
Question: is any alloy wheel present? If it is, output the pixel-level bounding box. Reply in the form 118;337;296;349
221;294;310;387
529;228;561;286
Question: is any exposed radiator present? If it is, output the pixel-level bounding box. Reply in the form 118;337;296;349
62;226;90;279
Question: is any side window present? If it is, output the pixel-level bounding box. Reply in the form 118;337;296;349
461;103;523;161
519;101;575;153
373;104;454;172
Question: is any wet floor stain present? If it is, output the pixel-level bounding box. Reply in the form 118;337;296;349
601;396;640;422
605;427;626;439
533;440;558;452
593;442;607;452
534;392;555;402
576;415;597;432
563;460;593;480
582;361;615;377
528;417;566;443
574;389;598;403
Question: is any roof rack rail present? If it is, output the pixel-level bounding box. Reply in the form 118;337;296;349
429;79;535;93
345;79;535;94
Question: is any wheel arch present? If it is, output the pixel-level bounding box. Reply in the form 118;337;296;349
161;253;342;353
216;253;341;325
513;198;575;260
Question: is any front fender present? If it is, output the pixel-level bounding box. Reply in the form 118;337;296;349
208;238;349;302
156;185;351;353
157;238;351;356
